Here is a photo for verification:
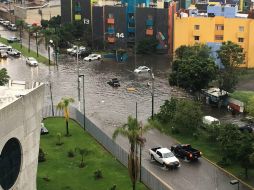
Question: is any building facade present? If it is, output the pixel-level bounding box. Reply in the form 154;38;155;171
174;13;254;68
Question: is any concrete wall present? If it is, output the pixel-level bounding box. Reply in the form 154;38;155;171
0;84;45;190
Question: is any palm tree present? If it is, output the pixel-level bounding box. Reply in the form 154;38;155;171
75;147;89;168
56;97;74;136
112;116;149;190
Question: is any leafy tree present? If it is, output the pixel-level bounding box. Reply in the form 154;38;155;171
0;68;9;86
170;44;218;92
237;133;254;178
246;96;254;117
154;98;178;124
217;41;245;92
250;152;254;166
217;124;241;165
173;99;203;133
112;116;149;190
137;37;159;54
56;97;74;136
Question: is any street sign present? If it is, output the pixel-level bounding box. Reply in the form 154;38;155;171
84;19;90;25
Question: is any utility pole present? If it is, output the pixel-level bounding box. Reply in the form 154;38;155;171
35;32;38;57
151;71;155;119
79;75;85;131
77;46;81;110
49;82;54;116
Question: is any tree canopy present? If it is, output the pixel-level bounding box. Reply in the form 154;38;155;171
0;68;10;86
169;44;218;92
137;37;159;54
217;41;245;92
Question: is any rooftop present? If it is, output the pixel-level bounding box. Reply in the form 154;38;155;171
0;80;43;109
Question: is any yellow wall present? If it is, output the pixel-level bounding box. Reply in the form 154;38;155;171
174;15;254;68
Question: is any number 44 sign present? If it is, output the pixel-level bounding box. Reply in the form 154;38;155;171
116;33;124;38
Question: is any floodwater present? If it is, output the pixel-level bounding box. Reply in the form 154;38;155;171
0;53;173;126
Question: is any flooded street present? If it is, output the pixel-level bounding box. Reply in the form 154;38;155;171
1;53;173;126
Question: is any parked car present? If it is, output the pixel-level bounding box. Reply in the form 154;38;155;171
67;45;77;54
134;66;151;74
7;48;21;57
0;51;8;59
8;24;17;31
41;123;49;135
84;54;102;61
171;144;202;161
149;147;180;169
26;57;38;66
2;20;10;27
7;37;20;43
0;44;12;52
202;116;220;125
70;46;87;56
107;78;120;87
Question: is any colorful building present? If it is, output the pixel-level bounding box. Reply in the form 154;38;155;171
174;8;254;68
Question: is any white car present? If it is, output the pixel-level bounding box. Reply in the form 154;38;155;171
84;54;102;61
134;66;151;74
67;45;77;54
26;57;38;66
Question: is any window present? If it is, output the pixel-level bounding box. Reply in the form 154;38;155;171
238;38;244;43
215;35;223;40
215;24;224;30
239;26;244;32
194;36;200;41
194;25;200;30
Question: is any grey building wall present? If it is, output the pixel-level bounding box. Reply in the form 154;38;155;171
0;84;44;190
61;0;91;25
92;6;104;49
136;7;168;52
104;6;127;50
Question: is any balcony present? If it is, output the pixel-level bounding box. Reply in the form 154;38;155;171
74;14;81;21
107;18;115;24
146;29;153;36
146;19;153;26
129;18;135;24
128;27;135;33
75;6;81;12
107;28;115;34
108;37;116;43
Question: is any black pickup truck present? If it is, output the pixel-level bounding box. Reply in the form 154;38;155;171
171;144;202;161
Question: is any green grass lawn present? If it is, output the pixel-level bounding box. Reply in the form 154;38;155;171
37;118;148;190
230;91;254;104
0;37;49;64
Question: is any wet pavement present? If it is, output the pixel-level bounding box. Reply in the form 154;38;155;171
0;26;253;190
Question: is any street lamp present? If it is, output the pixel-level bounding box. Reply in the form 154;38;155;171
49;39;58;67
48;82;54;116
230;179;239;190
78;74;85;131
147;70;155;119
77;46;81;110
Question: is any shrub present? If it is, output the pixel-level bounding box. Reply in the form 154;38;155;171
38;148;46;162
56;132;63;145
94;169;103;180
67;149;75;158
110;184;117;190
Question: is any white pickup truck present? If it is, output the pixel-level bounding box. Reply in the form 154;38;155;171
149;147;180;169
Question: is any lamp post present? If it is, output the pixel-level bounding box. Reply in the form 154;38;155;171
49;40;58;67
148;70;155;119
77;46;81;110
49;82;54;116
35;32;38;57
230;179;239;190
79;74;85;131
28;26;31;53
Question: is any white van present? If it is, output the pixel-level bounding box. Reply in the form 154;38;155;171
202;116;220;125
